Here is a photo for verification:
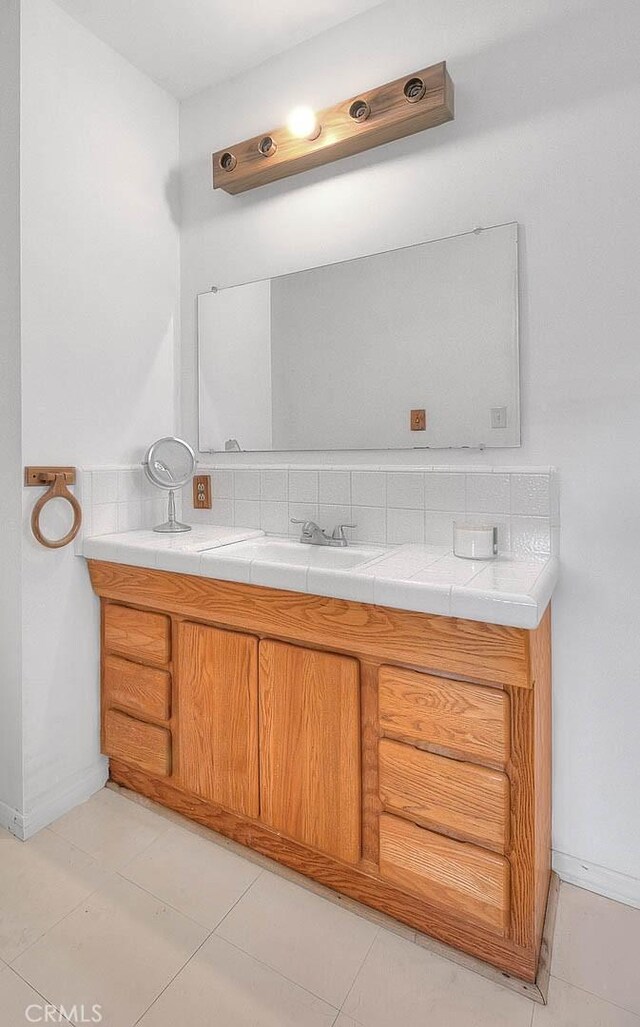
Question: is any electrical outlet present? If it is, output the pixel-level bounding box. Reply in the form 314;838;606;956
193;474;212;509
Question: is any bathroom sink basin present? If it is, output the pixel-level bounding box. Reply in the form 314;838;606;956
215;536;388;570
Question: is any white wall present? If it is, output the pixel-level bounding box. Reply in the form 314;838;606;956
0;0;24;827
180;0;640;896
15;0;180;835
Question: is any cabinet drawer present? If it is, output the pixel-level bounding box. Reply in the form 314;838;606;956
103;708;171;777
104;655;171;722
379;813;510;935
379;739;509;851
104;604;171;666
379;666;510;765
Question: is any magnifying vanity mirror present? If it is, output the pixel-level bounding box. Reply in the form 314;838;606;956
198;222;520;453
143;436;196;533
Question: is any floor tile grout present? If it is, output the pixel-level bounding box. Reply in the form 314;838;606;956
208;931;341;1013
112;861;258;934
112;819;175;875
7;878;105;969
6;963;74;1025
208;867;265;935
338;928;381;1017
130;864;348;1025
132;926;215;1027
547;972;640;1019
46;804;173;872
114;870;201;928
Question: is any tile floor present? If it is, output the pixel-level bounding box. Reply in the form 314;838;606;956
0;788;638;1026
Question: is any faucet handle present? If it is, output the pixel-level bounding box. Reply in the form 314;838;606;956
332;522;357;542
290;518;314;537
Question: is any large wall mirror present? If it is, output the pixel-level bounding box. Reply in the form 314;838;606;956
198;222;520;452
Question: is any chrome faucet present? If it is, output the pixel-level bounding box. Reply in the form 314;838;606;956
291;519;356;547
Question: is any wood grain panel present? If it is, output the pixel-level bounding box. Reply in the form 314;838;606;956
213;62;454;194
104;603;170;666
379;666;510;766
103;709;170;777
176;622;259;818
109;760;538;981
506;607;553;949
360;662;381;868
88;562;530;688
104;655;171;722
379;739;509;851
259;640;361;864
532;608;552;948
379;814;510;935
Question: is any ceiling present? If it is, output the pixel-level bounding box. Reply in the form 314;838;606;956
52;0;385;100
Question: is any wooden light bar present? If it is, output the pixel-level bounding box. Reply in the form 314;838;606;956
212;61;454;195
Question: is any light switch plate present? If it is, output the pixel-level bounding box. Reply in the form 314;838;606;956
491;407;507;429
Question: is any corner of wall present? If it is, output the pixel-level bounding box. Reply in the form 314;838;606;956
18;759;108;841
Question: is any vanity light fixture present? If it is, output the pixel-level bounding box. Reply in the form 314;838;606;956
258;135;277;157
349;98;371;122
212;60;454;194
286;105;321;140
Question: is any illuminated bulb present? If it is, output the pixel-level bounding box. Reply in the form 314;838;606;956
286;105;321;140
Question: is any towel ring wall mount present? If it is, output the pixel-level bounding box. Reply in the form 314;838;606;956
25;466;82;549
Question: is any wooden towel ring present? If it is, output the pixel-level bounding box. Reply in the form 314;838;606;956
31;471;82;549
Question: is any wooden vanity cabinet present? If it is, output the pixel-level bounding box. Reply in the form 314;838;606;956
259;640;361;864
176;622;259;818
89;559;551;985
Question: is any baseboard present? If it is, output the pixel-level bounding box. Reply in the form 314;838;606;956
0;797;25;838
18;759;108;840
553;849;640;909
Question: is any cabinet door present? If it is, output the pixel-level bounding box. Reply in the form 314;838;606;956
177;622;259;817
259;640;361;864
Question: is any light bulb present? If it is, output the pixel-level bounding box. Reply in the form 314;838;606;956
286;105;321;140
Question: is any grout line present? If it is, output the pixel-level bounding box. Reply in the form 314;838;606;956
5;825;131;967
206;930;341;1014
546;972;640;1019
204;868;265;935
6;964;74;1025
113;860;254;934
132;926;215;1027
7;878;106;969
338;928;380;1017
48;810;172;872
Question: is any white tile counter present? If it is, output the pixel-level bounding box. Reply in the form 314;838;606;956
83;525;263;572
83;528;558;629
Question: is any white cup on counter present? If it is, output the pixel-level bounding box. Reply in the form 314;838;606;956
453;521;498;560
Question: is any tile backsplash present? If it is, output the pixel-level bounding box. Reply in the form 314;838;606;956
181;465;560;558
76;465;181;552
